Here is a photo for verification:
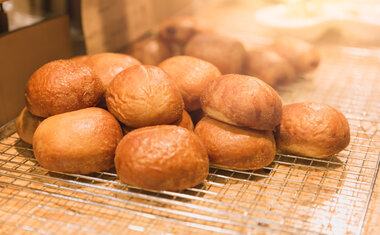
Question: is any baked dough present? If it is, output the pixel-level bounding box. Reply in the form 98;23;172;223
106;65;184;127
33;107;123;174
115;125;209;191
195;116;276;170
200;74;283;130
275;102;350;158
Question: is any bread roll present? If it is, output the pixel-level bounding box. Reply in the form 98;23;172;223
201;74;283;130
15;107;44;144
85;52;141;87
184;33;246;74
25;60;104;118
195;117;275;170
33;107;123;174
270;37;320;74
159;56;221;111
275;102;350;158
106;65;184;127
158;16;210;54
127;37;172;65
244;48;296;87
173;110;194;131
115;125;209;191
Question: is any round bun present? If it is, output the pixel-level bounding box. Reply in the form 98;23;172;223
184;33;246;74
159;56;221;111
173;110;194;131
106;65;184;128
195;116;275;170
275;102;350;158
270;37;320;74
127;37;171;65
25;60;104;118
244;48;296;87
85;52;141;87
16;107;44;144
70;55;89;64
115;125;209;191
33;107;123;174
200;74;283;130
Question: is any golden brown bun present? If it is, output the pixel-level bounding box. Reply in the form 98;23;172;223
270;37;320;74
127;38;172;65
195;117;275;170
244;48;296;87
200;74;283;130
85;52;141;88
25;60;104;118
173;110;194;131
33;107;123;174
70;55;89;64
189;109;205;126
106;65;184;128
15;107;44;144
275;102;350;158
184;33;246;74
159;56;221;111
158;16;210;54
115;125;209;191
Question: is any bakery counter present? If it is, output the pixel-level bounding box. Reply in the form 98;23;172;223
0;45;379;234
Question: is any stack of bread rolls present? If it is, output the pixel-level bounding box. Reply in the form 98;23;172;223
15;16;350;192
195;74;281;170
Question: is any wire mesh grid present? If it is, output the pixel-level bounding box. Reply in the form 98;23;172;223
0;46;379;234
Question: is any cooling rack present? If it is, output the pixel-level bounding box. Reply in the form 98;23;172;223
0;46;379;234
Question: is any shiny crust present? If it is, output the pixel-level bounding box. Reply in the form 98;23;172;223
85;52;141;87
15;107;44;144
127;38;172;65
244;48;296;87
195;117;275;170
33;107;123;174
270;37;320;74
200;74;283;130
25;60;104;118
173;110;194;131
106;65;184;127
159;56;221;111
115;125;209;191
184;33;246;74
275;102;350;158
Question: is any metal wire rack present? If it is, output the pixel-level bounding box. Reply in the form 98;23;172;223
0;46;379;234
